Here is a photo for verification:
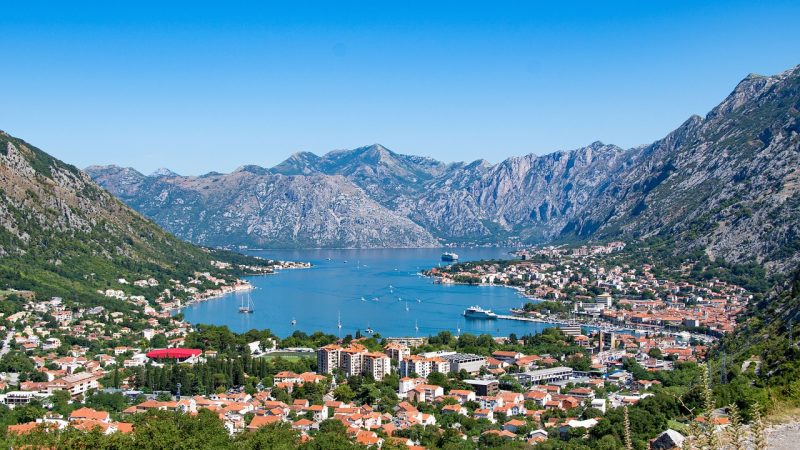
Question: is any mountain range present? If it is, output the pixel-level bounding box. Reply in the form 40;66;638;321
87;65;800;273
0;131;256;306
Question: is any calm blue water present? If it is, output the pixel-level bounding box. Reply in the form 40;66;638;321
180;248;556;338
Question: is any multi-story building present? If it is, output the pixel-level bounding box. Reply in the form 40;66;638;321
317;344;342;375
464;379;499;397
599;331;617;351
384;342;410;362
385;337;425;348
316;343;391;381
441;353;487;374
512;366;574;386
399;355;431;378
363;352;391;381
60;372;101;398
339;348;364;378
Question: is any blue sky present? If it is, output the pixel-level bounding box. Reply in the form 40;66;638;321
1;1;798;175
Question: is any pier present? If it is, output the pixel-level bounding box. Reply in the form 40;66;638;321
494;314;640;335
494;314;577;327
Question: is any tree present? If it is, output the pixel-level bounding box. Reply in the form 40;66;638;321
237;422;298;449
150;333;169;349
623;406;633;450
333;384;355;403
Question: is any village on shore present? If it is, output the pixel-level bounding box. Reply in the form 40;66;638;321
0;241;756;448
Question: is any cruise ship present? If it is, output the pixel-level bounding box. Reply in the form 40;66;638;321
441;252;459;262
463;306;498;319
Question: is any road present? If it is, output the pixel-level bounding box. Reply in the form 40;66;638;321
0;330;15;357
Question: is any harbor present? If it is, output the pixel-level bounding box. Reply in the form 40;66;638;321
179;247;561;337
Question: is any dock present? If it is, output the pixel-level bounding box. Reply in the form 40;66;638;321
494;314;637;334
495;314;576;326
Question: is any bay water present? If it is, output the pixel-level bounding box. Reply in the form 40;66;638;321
180;248;556;338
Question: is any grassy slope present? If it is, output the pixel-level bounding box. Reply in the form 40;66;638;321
0;131;261;309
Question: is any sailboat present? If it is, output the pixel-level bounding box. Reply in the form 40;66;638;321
405;302;409;312
337;312;342;337
238;292;254;313
361;296;366;302
415;320;419;334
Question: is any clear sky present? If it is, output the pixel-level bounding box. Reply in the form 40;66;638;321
1;1;798;175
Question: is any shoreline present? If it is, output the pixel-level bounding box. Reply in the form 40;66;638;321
421;272;714;339
168;263;311;314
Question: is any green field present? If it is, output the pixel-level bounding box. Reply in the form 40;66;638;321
260;351;314;361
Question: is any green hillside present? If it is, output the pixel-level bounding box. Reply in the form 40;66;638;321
0;131;262;309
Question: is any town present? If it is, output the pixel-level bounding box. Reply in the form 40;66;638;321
0;244;754;449
426;242;750;339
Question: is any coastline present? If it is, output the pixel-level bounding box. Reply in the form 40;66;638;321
424;271;539;303
168;263;311;314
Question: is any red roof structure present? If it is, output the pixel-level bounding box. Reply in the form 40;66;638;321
146;348;202;359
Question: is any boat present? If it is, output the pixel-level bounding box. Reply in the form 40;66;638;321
405;302;409;312
361;296;366;302
238;292;254;313
291;318;297;326
441;252;459;262
365;327;374;334
463;305;498;319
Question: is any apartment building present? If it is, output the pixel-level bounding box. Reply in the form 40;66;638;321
316;343;391;381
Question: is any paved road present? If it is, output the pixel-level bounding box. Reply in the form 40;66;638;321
0;330;15;357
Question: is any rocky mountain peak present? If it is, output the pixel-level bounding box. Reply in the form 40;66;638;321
234;164;271;175
151;167;179;177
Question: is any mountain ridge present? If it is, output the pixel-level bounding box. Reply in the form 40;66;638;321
88;64;800;272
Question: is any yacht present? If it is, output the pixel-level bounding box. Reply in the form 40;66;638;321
238;292;254;314
463;305;498;319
